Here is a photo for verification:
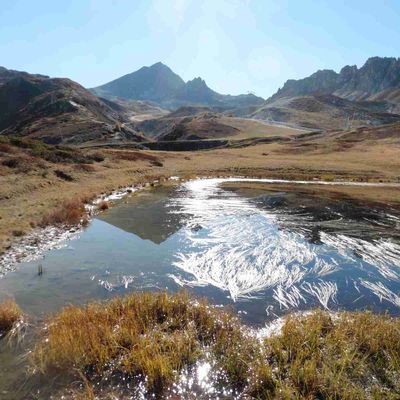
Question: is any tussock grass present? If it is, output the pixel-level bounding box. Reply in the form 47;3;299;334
39;198;86;227
88;151;105;163
265;311;400;398
32;292;244;395
0;299;22;337
0;142;14;153
112;150;163;166
31;292;400;398
97;201;109;211
73;163;96;173
54;169;74;181
2;154;46;172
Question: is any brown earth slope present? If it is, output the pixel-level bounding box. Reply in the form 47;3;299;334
0;67;144;145
136;107;306;141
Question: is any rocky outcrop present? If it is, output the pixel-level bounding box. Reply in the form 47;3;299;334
270;57;400;105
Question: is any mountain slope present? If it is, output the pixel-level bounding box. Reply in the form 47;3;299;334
91;62;264;109
270;57;400;105
99;97;169;122
91;62;185;104
0;66;48;86
136;106;305;141
247;94;400;130
0;67;144;144
248;57;400;130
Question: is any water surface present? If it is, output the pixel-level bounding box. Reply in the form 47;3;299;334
1;178;399;325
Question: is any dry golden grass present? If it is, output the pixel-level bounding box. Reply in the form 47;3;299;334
31;292;400;398
97;201;109;211
112;150;162;165
265;311;400;399
39;198;87;227
73;163;96;173
0;143;14;153
32;292;242;394
0;299;22;336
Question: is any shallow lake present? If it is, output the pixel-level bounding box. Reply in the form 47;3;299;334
1;178;400;325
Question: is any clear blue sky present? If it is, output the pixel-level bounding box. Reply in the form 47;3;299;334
1;0;399;98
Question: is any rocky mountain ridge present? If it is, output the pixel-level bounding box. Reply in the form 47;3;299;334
248;93;400;130
1;57;400;144
269;57;400;107
91;62;264;109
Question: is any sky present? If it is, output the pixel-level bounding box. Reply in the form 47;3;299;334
0;0;399;98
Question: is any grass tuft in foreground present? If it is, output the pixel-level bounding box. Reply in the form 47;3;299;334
265;311;400;399
32;291;230;394
32;292;400;398
0;299;22;337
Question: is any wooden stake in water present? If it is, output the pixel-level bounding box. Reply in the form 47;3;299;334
38;264;43;276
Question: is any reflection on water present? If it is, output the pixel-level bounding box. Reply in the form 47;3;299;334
168;179;400;314
97;186;185;244
0;178;400;399
0;178;399;324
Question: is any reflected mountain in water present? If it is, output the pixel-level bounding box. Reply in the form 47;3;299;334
97;186;186;244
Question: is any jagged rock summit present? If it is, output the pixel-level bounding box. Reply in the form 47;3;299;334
269;57;400;104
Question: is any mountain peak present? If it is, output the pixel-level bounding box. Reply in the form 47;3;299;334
92;62;185;103
152;61;164;66
92;64;264;108
148;61;168;70
364;56;398;65
135;61;175;75
190;77;205;82
186;77;208;87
